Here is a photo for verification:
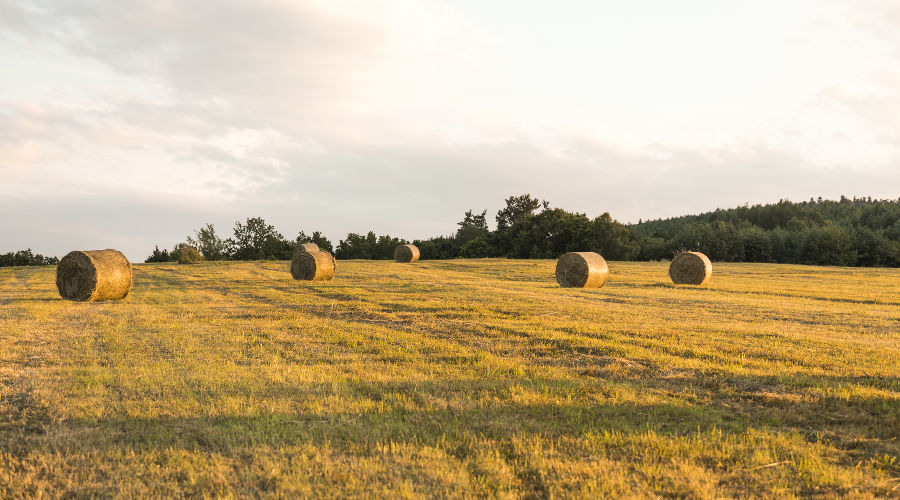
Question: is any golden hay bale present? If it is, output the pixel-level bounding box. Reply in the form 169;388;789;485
669;251;712;285
293;242;319;258
291;250;335;281
394;244;420;263
555;252;609;288
56;249;133;302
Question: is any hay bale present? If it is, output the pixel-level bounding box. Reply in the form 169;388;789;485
291;250;335;281
56;249;133;301
555;252;609;288
669;251;712;285
394;244;420;263
293;242;319;258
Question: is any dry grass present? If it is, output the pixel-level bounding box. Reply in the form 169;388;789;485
0;259;898;498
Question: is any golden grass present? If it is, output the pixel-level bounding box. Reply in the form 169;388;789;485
0;260;898;497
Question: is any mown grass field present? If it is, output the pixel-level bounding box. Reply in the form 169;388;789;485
0;259;898;498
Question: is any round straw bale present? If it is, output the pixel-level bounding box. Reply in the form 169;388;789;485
555;252;609;288
669;251;712;285
56;249;133;301
293;242;319;258
394;244;420;263
291;250;335;281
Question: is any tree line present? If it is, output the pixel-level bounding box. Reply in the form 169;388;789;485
2;195;898;267
0;249;59;267
144;218;409;263
630;196;900;266
145;219;337;263
146;194;900;267
411;194;900;267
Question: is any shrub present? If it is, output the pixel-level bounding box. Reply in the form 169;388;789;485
173;244;204;264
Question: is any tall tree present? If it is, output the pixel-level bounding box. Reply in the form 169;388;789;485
495;194;548;232
227;217;291;260
190;223;226;261
456;209;489;244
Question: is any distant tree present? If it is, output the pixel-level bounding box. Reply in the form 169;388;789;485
851;227;894;267
335;232;375;259
375;234;404;259
631;196;900;266
459;237;493;258
798;225;852;266
589;213;641;260
310;231;333;253
0;249;59;267
226;217;292;260
737;226;772;262
456;209;489;244
335;232;405;259
144;246;173;263
413;235;459;260
495;194;547;232
500;208;593;258
191;224;226;261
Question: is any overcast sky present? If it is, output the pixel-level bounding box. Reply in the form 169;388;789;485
2;0;899;260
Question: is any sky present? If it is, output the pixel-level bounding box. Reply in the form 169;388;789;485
1;0;899;260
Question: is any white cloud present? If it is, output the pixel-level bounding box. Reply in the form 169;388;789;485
0;0;898;259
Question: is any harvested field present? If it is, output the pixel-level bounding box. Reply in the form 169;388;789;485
0;259;898;497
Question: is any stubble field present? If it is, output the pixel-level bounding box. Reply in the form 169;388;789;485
0;259;898;498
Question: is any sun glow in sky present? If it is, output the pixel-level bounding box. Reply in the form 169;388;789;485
1;0;899;259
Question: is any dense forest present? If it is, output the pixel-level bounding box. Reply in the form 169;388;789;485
3;195;898;267
410;195;900;267
630;196;900;266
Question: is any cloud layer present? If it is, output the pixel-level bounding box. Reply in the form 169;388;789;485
1;0;898;259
